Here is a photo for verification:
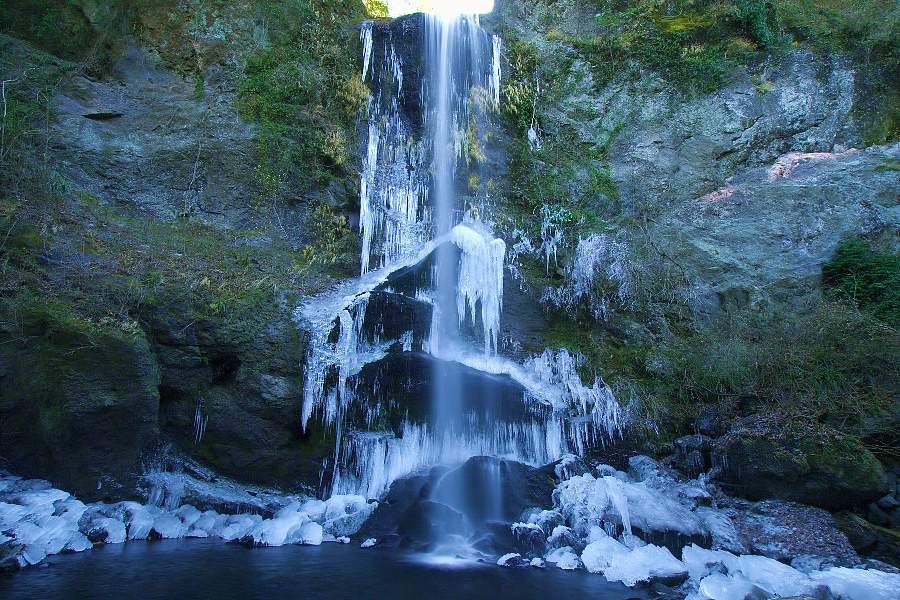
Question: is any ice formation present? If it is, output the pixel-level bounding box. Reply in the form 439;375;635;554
497;552;521;566
361;21;374;80
496;458;900;599
0;473;375;571
491;35;502;106
448;224;506;354
543;233;633;320
524;349;625;446
358;23;429;274
300;15;623;522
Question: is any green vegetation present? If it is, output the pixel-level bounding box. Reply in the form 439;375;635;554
662;299;897;447
363;0;390;18
823;238;900;325
499;37;539;133
502;130;620;239
539;292;898;456
0;0;127;73
522;0;898;138
238;1;368;190
546;0;781;95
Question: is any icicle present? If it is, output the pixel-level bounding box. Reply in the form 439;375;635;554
193;399;208;444
359;122;379;274
491;35;502;106
543;233;633;320
524;349;625;442
448;225;506;354
331;417;564;499
361;21;374;80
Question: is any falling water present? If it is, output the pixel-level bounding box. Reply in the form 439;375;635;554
423;13;507;539
297;11;624;512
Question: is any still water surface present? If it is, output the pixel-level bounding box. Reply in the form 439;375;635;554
0;539;653;599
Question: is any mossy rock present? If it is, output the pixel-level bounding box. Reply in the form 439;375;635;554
0;299;161;501
711;426;886;510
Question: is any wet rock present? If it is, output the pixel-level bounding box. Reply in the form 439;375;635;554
0;544;24;573
359;291;432;351
511;523;546;556
672;434;712;477
497;552;529;567
370;15;427;137
358;469;438;539
552;454;591;481
546;525;583;553
396;500;466;546
833;511;900;568
431;457;556;524
347;353;532;434
710;427;886;510
875;494;899;512
0;306;161;501
866;503;892;528
724;499;860;566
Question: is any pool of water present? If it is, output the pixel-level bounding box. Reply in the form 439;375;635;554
0;539;654;599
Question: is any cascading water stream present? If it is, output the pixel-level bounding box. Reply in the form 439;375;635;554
426;13;502;545
297;12;625;516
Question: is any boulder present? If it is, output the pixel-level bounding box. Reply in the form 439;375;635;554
711;429;886;510
672;434;712;477
0;303;160;501
431;457;556;524
396;500;466;546
346;353;531;434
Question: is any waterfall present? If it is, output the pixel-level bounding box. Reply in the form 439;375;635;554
297;13;624;505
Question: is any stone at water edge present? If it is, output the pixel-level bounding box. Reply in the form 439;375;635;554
710;429;887;510
396;500;467;546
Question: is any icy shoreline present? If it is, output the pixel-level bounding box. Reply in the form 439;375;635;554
4;462;899;600
495;455;900;600
0;472;375;572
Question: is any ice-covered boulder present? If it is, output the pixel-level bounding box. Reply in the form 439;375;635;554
545;546;582;570
581;533;629;574
497;552;527;567
243;510;308;547
525;509;564;536
511;522;546;556
602;544;688;586
297;521;323;546
321;495;377;537
810;567;900;600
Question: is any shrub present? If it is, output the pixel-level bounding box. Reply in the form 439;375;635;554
662;299;898;452
823;239;900;324
238;1;367;190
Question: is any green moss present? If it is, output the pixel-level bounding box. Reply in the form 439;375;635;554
801;433;885;490
499;36;540;133
237;1;367;189
0;0;129;74
192;70;204;100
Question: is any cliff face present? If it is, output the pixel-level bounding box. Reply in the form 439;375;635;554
0;0;897;520
480;0;897;513
0;1;367;499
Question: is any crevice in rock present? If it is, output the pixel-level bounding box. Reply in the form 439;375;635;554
209;352;240;385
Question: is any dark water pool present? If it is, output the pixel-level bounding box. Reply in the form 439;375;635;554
0;540;652;599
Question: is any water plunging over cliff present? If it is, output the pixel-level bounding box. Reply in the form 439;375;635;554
298;13;624;507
